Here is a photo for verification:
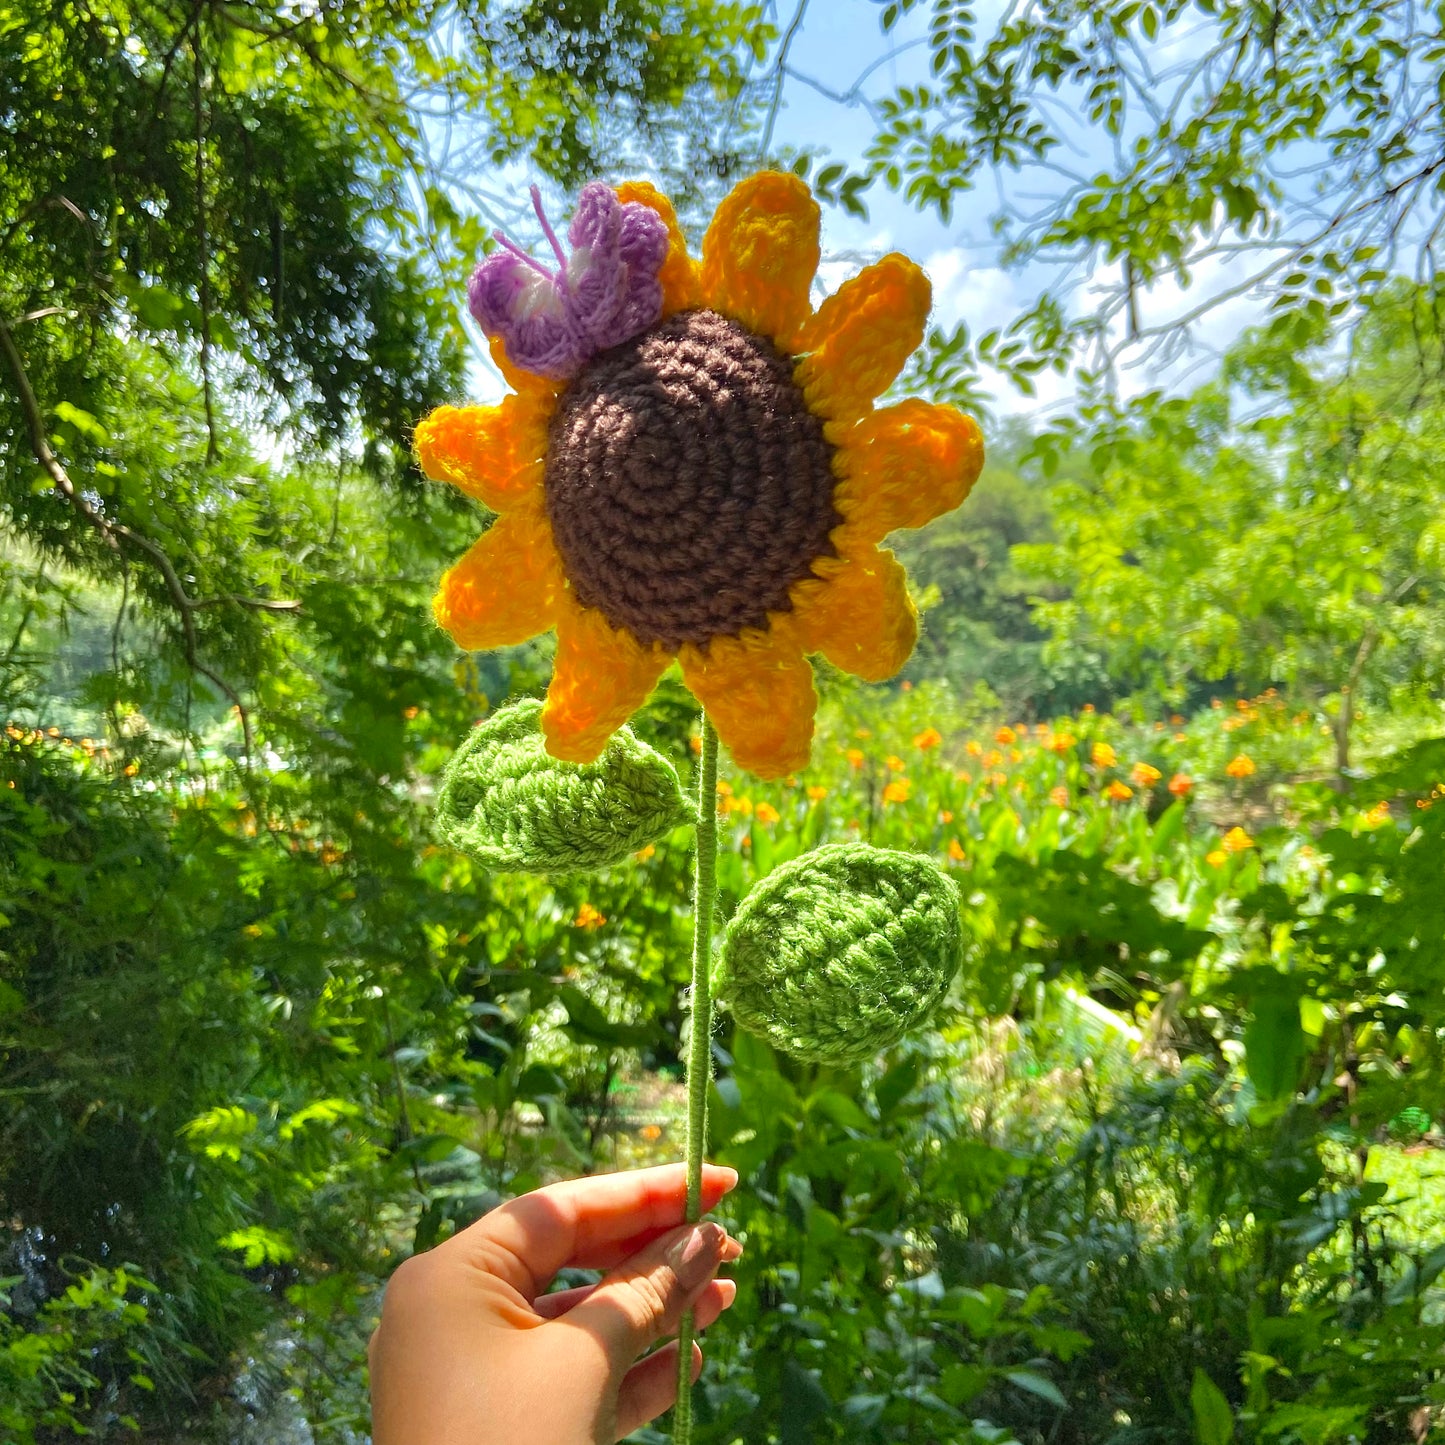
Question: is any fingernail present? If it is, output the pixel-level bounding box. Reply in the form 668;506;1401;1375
717;1166;739;1192
670;1222;724;1291
715;1278;738;1310
720;1235;744;1263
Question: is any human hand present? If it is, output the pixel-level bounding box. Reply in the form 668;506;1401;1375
369;1163;742;1445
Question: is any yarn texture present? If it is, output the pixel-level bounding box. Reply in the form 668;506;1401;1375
715;842;962;1065
546;309;839;650
416;170;985;780
467;182;668;379
434;699;690;873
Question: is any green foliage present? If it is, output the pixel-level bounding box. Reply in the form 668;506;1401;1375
464;0;771;208
698;1027;1086;1445
2;0;461;482
1244;995;1308;1105
0;1265;155;1444
1193;1369;1236;1445
1016;286;1445;763
6;660;1445;1440
0;13;773;1428
0;0;768;750
893;418;1102;716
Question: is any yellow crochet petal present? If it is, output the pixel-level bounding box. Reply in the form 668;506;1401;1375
701;172;820;350
679;625;817;780
833;399;985;542
541;599;671;764
794;254;931;423
792;546;917;683
433;503;562;650
616;180;701;317
414;398;546;512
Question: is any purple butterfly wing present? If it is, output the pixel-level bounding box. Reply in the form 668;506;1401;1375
467;250;585;380
611;202;669;342
564;182;628;353
465;183;670;381
566;182;668;352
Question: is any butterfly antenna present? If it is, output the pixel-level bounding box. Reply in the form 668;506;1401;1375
492;230;553;279
531;184;569;275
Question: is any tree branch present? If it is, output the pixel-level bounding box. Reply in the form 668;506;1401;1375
781;37;927;125
192;38;219;463
191;594;301;612
3;307;75;328
759;0;811;162
1332;573;1422;776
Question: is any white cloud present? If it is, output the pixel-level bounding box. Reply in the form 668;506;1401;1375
922;249;1017;334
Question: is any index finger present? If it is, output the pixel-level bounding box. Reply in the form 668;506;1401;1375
447;1163;739;1300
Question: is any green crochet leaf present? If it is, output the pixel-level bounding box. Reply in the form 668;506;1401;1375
435;699;692;874
715;842;963;1066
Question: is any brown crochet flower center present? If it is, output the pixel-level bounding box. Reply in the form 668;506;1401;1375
544;309;839;651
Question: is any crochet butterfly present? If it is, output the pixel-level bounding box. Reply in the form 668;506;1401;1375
467;182;669;380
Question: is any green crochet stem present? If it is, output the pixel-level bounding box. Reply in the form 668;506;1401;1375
674;715;718;1444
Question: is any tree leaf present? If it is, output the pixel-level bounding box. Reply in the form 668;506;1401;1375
52;401;108;443
553;984;659;1049
1191;1367;1234;1445
781;1358;832;1444
1244;994;1307;1103
1005;1369;1066;1408
939;1363;990;1404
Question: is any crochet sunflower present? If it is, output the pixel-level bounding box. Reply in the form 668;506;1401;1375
415;172;984;779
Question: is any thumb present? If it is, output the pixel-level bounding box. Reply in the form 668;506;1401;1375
565;1221;728;1369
